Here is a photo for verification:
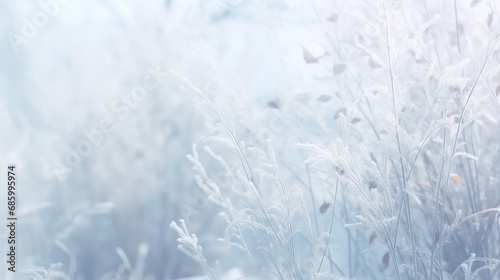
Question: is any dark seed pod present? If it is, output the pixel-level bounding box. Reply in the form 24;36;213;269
268;101;279;109
320;202;330;214
383;252;390;269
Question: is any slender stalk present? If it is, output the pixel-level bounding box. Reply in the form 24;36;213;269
430;33;500;280
318;179;339;272
429;103;448;280
454;0;461;54
382;1;416;277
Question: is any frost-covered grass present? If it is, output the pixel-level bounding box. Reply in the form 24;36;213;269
171;1;500;279
2;0;500;279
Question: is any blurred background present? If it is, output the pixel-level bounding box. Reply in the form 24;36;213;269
0;1;322;279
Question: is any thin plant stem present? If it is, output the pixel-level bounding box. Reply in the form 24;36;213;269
318;179;339;273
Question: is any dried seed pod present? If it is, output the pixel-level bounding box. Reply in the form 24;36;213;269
450;174;464;184
333;63;347;75
320;201;330;214
327;13;338;23
383;252;390;268
317;95;331;102
268;101;279;109
295;92;312;103
303;47;318;64
369;57;381;68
